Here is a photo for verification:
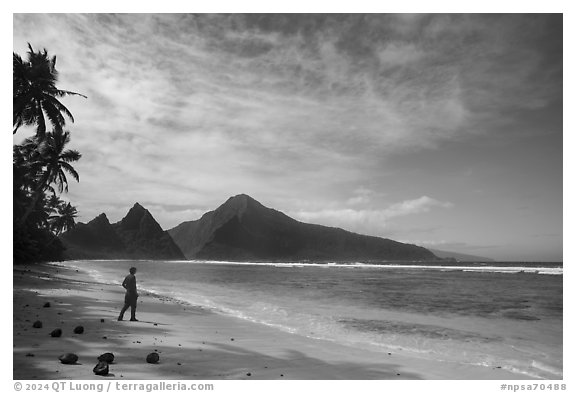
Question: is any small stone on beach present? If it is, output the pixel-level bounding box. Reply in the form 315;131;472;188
58;353;78;364
246;373;251;377
97;353;115;363
32;320;42;328
146;352;160;364
50;328;62;337
100;319;105;323
93;361;109;376
25;353;35;357
43;302;51;308
73;326;84;334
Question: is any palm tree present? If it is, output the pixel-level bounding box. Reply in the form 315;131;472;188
13;136;44;220
13;43;86;138
37;129;81;194
46;194;62;215
49;201;78;235
13;44;84;263
19;129;81;225
13;135;45;189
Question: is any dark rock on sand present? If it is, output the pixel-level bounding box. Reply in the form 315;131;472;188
58;353;78;364
43;302;51;308
32;321;42;328
146;353;160;364
50;328;62;337
93;361;109;376
98;353;115;363
73;326;84;334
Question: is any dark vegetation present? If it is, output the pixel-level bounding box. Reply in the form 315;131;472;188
13;44;86;263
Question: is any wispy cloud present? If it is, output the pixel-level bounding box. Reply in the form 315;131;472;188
12;14;562;261
292;196;453;237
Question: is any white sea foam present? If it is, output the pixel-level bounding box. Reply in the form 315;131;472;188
163;259;562;275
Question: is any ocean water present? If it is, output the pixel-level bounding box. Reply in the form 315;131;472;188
54;259;563;379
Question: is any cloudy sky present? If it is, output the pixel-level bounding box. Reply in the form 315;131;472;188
13;14;563;261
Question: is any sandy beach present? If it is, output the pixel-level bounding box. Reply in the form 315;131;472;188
13;262;533;380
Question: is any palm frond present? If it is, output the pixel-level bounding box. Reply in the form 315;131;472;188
51;89;88;99
43;94;76;123
59;162;80;183
60;149;82;163
56;171;68;193
35;101;47;139
42;98;67;131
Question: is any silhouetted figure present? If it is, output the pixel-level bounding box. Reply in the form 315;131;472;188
118;267;138;321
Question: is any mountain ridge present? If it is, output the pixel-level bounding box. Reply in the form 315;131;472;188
60;203;185;260
169;194;440;262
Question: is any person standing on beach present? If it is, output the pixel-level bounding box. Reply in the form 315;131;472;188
118;267;139;321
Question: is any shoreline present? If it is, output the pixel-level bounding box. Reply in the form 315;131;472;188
13;262;535;380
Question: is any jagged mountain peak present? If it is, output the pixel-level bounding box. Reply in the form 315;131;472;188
89;213;110;225
118;202;156;231
60;203;185;260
